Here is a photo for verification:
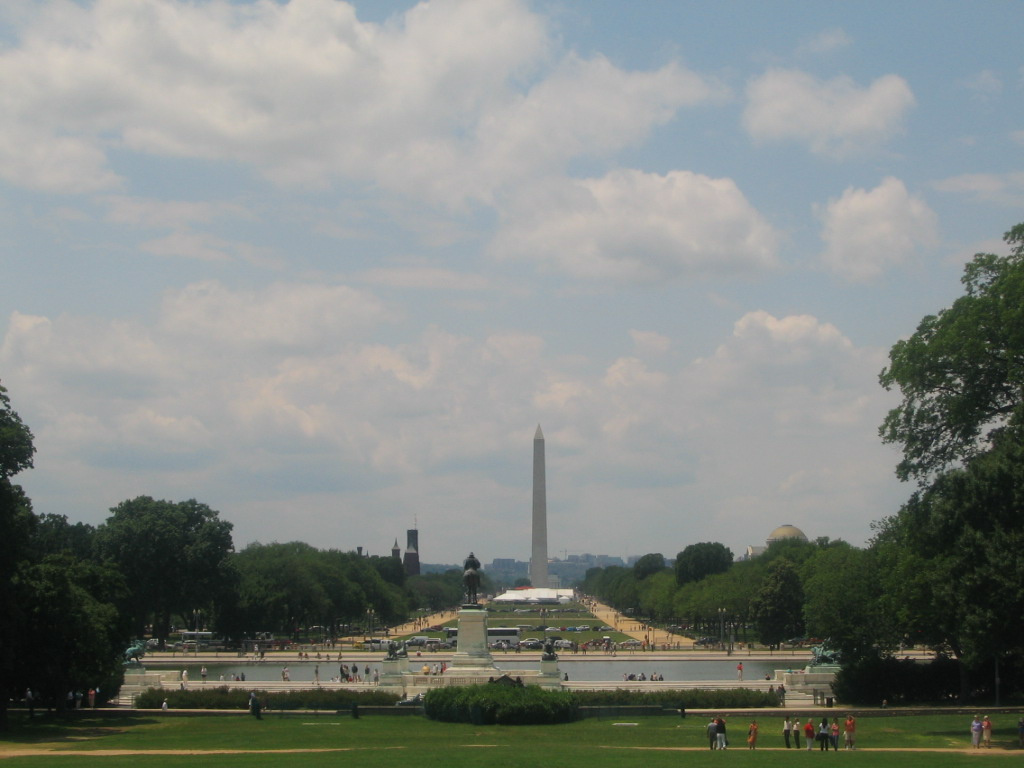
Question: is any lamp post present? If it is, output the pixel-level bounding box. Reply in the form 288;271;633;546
718;608;725;651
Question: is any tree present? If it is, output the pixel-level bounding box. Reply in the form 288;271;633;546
879;223;1024;483
674;542;733;586
16;554;127;710
96;497;235;645
751;558;804;647
801;543;889;660
632;552;667;580
0;383;37;728
873;432;1024;698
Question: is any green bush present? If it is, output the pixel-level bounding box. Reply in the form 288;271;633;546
423;685;579;725
574;688;778;709
833;655;961;705
136;686;401;710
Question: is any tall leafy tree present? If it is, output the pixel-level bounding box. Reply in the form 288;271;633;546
873;433;1024;697
879;223;1024;483
96;497;234;645
632;552;667;580
674;542;733;585
0;383;37;728
801;543;888;660
17;554;127;710
751;558;804;647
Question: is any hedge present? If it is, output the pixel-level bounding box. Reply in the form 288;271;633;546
423;686;579;725
136;686;401;710
574;688;779;709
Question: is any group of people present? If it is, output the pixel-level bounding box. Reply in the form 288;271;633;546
970;715;993;748
782;715;856;750
708;715;855;751
621;672;665;681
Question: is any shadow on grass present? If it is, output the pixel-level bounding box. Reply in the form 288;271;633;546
2;713;160;745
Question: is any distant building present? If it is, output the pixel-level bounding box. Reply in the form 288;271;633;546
744;523;808;559
403;528;421;576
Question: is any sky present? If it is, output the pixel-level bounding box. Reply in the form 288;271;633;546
2;0;1023;567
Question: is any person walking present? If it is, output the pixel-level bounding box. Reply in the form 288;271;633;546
737;662;743;681
707;717;718;750
747;720;759;750
717;716;728;750
783;715;792;748
982;715;993;748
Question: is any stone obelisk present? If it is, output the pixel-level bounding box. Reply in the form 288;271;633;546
530;424;549;588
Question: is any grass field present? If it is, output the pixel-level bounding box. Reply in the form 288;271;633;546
1;711;1020;767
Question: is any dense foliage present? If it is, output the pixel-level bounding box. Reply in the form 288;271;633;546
879;223;1024;483
0;383;128;728
423;685;579;725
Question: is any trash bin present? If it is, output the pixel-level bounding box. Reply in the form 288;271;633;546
826;697;834;708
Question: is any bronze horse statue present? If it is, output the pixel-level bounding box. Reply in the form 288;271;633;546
463;552;482;604
124;639;146;663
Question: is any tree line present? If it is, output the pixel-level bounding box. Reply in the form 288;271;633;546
0;392;474;727
585;223;1024;704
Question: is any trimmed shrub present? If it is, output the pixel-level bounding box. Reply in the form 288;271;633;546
424;686;579;725
574;688;778;709
136;686;401;710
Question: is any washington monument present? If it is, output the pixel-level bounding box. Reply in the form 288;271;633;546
530;424;549;588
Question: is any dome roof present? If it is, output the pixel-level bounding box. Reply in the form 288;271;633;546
767;524;808;543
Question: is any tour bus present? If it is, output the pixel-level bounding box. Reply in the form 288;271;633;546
445;626;521;647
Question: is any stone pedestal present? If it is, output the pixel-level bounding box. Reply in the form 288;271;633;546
537;657;561;689
380;656;411;686
448;605;498;671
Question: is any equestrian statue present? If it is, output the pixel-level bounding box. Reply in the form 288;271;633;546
463;552;482;605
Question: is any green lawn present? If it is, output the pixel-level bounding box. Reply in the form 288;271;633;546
1;711;1020;768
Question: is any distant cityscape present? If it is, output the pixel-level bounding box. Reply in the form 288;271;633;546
424;553;629;587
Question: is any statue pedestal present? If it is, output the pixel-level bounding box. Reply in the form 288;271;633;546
537;658;561;688
380;656;411;686
448;605;498;671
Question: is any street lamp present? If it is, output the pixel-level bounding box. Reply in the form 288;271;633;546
717;608;726;652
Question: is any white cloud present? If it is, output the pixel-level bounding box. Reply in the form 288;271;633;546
158;280;393;347
491;169;780;281
744;68;915;157
1;298;898;557
630;330;671;355
818;177;938;280
933;171;1024;208
359;267;490;291
956;69;1003;101
104;196;250;229
797;28;852;56
0;0;717;206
